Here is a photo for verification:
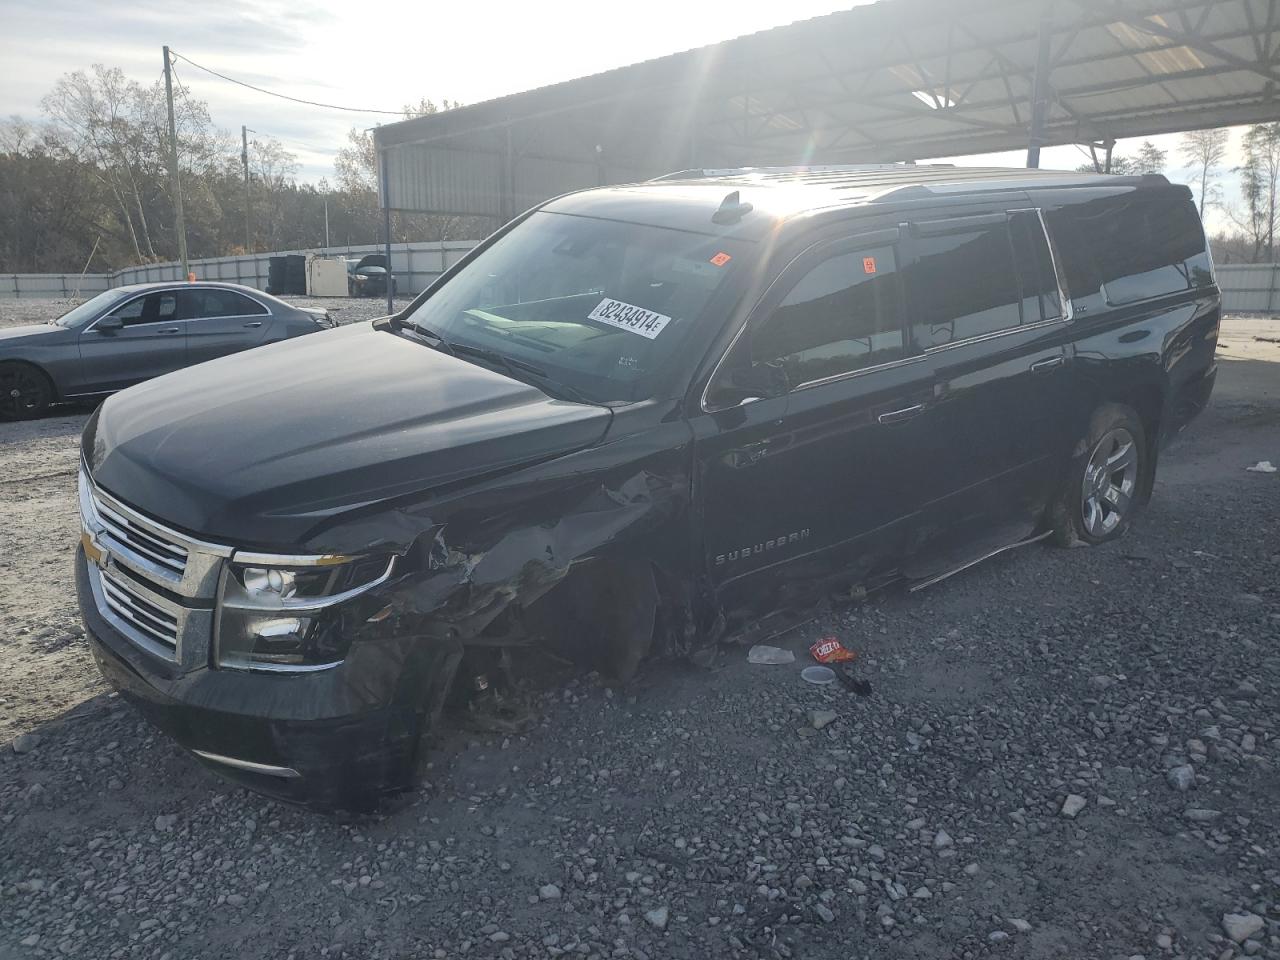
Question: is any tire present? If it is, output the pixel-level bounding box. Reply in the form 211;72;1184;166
0;361;53;420
1049;404;1147;547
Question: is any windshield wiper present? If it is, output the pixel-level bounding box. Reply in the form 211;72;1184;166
451;342;539;377
400;323;594;404
449;343;595;404
404;322;451;348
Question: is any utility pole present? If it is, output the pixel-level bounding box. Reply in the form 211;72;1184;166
241;126;253;253
162;46;189;278
323;193;330;248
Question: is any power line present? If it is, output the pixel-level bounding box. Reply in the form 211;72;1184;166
169;63;195;105
168;49;404;116
171;64;340;158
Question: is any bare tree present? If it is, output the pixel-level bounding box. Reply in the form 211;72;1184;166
1178;128;1229;215
40;65;225;263
1132;140;1167;175
248;136;300;250
1236;123;1280;262
0;115;35;153
2;60;486;271
42;66;155;260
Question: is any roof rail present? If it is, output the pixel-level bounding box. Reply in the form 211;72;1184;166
649;162;953;182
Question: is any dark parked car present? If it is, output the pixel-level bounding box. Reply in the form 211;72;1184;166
0;282;331;419
346;254;396;298
76;166;1219;810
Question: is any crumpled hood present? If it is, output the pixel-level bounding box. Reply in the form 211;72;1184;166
84;323;612;547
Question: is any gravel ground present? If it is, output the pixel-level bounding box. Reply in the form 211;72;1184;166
1;299;1277;960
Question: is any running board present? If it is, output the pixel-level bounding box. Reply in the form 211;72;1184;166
192;749;301;779
908;531;1052;593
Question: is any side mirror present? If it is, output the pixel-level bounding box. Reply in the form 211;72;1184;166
713;360;791;406
95;315;123;332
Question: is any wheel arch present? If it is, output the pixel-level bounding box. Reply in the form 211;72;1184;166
0;357;59;405
1096;382;1163;503
520;555;663;683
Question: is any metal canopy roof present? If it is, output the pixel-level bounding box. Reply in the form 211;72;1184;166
374;0;1280;217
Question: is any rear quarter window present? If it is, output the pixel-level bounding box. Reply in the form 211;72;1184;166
1046;194;1211;306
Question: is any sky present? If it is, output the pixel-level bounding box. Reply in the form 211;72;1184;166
0;0;1248;230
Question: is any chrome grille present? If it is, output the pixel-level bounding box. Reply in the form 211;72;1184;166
80;465;230;669
96;498;188;578
100;571;178;651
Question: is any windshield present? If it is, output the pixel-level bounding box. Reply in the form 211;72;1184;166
402;211;749;403
53;289;132;327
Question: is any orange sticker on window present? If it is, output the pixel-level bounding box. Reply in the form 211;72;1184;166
709;252;732;267
863;256;877;274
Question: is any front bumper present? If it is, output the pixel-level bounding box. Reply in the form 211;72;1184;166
77;547;427;810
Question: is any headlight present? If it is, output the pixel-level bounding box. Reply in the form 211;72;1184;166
242;566;298;597
355;273;369;280
216;554;396;671
78;464;102;533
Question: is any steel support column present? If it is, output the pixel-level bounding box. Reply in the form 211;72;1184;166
500;125;514;225
1026;8;1053;168
379;147;394;314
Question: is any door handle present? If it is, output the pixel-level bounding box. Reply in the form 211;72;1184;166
157;327;181;335
1030;355;1065;372
878;403;925;425
242;321;263;328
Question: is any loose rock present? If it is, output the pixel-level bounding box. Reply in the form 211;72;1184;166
1184;807;1222;822
1222;912;1264;943
12;733;41;754
808;709;838;730
645;905;669;931
1165;764;1195;792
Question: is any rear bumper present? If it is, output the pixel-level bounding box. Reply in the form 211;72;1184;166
76;548;423;810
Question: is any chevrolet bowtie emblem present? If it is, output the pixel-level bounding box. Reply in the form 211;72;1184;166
82;532;110;570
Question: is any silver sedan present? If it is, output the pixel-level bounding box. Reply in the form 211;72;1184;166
0;282;332;419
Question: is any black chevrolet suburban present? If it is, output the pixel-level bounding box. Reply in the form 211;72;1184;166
77;165;1219;809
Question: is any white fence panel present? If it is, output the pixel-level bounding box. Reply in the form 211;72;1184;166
3;241;480;299
1;274;112;299
100;241;478;298
1217;264;1280;314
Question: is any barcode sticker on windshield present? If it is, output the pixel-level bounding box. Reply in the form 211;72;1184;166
587;298;672;340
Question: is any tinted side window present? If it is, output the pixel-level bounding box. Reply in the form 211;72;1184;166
154;293;178;323
182;290;267;319
909;220;1021;347
1009;212;1063;323
751;245;904;384
108;293;177;326
1045;195;1211;305
107;297;148;326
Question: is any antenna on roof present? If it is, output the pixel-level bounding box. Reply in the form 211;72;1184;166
712;190;754;225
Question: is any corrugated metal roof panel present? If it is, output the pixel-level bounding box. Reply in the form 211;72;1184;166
377;0;1279;215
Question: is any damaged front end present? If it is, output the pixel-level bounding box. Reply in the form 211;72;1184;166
78;407;701;811
76;199;759;811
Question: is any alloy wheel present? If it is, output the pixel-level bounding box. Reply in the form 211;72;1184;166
0;365;48;418
1080;426;1138;538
